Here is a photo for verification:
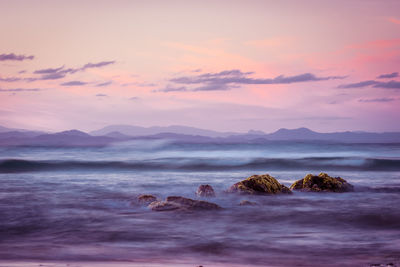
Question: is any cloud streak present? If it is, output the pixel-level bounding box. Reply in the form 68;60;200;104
359;98;395;103
339;80;400;89
377;72;398;79
95;81;112;87
0;53;34;61
156;69;345;92
61;81;88;86
0;88;41;92
33;60;115;81
0;76;21;82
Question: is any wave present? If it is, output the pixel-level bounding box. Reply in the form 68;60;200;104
1;157;400;173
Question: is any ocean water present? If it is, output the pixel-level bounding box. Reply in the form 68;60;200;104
0;141;400;266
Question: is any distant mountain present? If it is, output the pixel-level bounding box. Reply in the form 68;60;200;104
263;127;400;143
0;129;114;147
90;124;237;137
103;131;133;140
1;125;400;146
266;127;320;140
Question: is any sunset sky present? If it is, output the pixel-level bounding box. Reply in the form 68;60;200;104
1;0;399;133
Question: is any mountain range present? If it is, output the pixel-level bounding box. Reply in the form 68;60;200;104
0;124;400;146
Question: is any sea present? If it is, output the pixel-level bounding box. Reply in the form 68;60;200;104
0;140;400;266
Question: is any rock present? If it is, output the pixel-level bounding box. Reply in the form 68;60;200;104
134;194;157;206
148;200;181;211
196;184;216;197
227;174;292;195
290;172;354;192
149;196;221;212
239;200;258;206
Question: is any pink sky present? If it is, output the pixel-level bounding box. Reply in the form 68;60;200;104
0;0;399;133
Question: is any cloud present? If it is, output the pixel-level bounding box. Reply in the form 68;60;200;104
338;80;378;88
60;81;88;86
0;76;21;82
359;98;395;103
157;69;345;92
377;72;398;79
96;93;108;97
0;88;41;92
0;53;34;61
338;80;400;89
95;81;112;87
129;96;140;100
34;65;65;74
154;85;188;92
170;70;344;85
82;61;115;69
192;83;238;91
374;80;400;89
32;60;115;80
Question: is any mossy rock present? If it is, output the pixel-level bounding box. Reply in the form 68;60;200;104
290;172;354;192
227;174;292;195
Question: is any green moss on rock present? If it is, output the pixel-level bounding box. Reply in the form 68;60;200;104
290;172;354;192
227;174;292;195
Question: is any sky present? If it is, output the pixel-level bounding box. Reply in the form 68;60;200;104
0;0;400;133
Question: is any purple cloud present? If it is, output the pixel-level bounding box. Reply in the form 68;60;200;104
192;83;238;91
0;76;21;82
377;72;398;79
82;61;115;69
154;85;188;92
338;80;378;88
129;96;140;100
0;53;34;61
32;60;115;81
61;81;88;86
0;88;41;92
359;98;395;103
96;81;112;87
374;80;400;89
34;65;65;74
338;80;400;89
170;70;344;85
96;93;108;97
158;69;345;92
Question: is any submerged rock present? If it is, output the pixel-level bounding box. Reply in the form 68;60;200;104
134;194;158;206
239;200;258;206
149;196;221;212
196;184;216;197
227;174;292;195
290;172;354;192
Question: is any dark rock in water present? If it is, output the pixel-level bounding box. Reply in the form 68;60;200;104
133;194;157;206
239;200;258;206
227;174;292;195
290;172;354;192
196;184;216;197
148;200;181;211
149;196;221;212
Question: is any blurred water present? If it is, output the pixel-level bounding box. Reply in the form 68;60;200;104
0;141;400;266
